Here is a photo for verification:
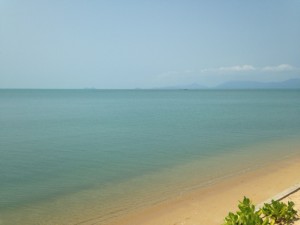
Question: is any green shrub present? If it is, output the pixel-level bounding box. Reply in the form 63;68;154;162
223;197;269;225
260;200;298;224
223;197;298;225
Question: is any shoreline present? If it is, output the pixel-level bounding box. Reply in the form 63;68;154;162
2;140;300;225
109;153;300;225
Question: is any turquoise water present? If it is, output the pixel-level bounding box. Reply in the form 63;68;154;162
1;89;300;224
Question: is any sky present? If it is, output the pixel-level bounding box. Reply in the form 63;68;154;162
0;0;300;89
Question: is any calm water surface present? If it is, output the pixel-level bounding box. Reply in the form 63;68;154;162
1;90;300;224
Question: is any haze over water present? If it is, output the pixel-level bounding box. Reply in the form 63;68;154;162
1;89;300;224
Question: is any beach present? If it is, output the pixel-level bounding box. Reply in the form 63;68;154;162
110;154;300;225
2;0;300;224
1;90;300;225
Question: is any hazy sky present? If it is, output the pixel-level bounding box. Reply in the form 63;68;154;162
1;0;300;88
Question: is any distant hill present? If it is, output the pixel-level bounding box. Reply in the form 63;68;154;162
156;83;207;89
215;78;300;89
155;78;300;90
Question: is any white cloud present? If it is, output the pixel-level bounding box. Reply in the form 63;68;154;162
201;64;299;74
219;65;256;72
262;64;296;72
157;64;298;82
201;65;256;73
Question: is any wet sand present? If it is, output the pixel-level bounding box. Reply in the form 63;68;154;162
109;155;300;225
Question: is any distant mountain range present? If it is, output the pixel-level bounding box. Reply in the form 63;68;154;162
156;78;300;90
216;78;300;89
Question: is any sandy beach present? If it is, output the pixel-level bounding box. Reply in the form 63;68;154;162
2;1;300;225
108;154;300;225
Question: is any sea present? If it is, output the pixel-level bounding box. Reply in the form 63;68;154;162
0;89;300;225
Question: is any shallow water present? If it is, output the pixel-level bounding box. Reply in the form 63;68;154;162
0;89;300;224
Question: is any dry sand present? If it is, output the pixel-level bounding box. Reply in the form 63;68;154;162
110;155;300;225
